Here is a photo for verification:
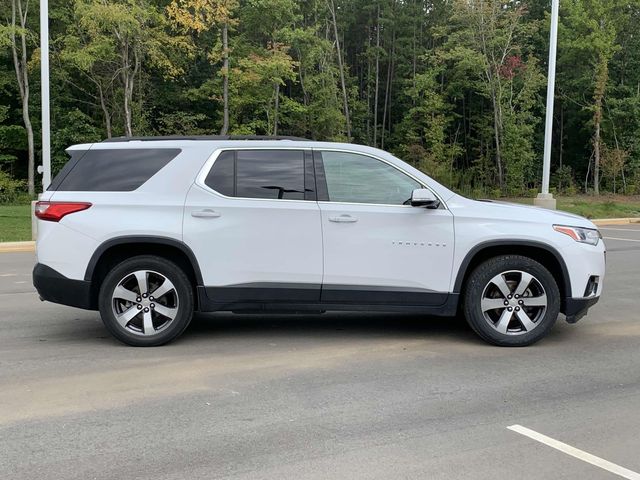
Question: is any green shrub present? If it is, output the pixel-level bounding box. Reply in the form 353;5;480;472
0;171;27;204
489;187;502;199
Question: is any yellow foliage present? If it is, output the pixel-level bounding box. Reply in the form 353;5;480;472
167;0;238;33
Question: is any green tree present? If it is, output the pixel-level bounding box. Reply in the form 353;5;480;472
167;0;238;134
76;0;190;137
559;0;624;194
1;0;36;195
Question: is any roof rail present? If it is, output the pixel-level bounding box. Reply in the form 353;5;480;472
101;135;310;143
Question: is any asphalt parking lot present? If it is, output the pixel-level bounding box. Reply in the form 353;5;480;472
1;226;639;480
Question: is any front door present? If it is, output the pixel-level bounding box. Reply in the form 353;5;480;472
315;150;455;306
183;148;322;305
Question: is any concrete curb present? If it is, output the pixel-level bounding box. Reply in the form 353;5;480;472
0;241;36;253
591;218;640;226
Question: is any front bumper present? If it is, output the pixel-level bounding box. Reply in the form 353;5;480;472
564;296;600;324
33;263;95;310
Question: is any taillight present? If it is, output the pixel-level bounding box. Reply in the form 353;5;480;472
35;201;92;222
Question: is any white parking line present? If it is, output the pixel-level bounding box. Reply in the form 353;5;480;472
600;228;640;232
507;425;640;479
604;237;640;243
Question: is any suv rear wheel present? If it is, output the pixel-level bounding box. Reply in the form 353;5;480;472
463;255;560;347
98;255;194;346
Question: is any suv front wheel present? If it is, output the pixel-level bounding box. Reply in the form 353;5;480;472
98;255;194;346
463;255;561;347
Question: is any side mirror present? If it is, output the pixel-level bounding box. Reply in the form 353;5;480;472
410;188;440;209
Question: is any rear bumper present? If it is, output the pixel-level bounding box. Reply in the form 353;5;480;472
564;296;600;324
33;263;95;310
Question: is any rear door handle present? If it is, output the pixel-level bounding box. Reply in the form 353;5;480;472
329;214;358;223
191;209;221;218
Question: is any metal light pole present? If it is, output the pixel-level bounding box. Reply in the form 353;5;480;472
534;0;559;210
33;0;51;240
40;0;51;191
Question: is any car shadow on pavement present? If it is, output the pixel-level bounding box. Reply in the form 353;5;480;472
179;311;582;347
183;312;480;343
30;309;578;348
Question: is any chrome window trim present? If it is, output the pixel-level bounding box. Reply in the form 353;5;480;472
195;146;448;209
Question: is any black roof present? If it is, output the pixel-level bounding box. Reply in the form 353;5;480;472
102;135;310;143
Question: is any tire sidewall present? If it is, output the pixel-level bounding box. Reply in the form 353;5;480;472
98;255;194;347
463;255;561;347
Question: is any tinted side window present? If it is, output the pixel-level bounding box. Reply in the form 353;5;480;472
204;149;308;200
320;151;421;205
204;151;235;196
236;150;305;200
54;148;181;192
48;150;88;191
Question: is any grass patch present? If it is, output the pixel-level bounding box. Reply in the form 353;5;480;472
504;195;640;219
0;204;32;242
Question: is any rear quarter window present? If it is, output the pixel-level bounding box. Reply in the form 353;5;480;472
50;148;181;192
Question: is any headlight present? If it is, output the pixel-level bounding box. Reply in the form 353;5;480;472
553;225;602;246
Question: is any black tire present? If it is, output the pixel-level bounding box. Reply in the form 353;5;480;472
98;255;194;346
462;255;560;347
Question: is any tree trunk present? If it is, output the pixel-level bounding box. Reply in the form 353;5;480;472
273;82;280;136
592;55;608;196
491;85;503;190
366;28;371;143
120;40;139;138
411;0;417;105
297;48;309;107
122;46;133;137
122;59;130;138
373;4;380;147
220;21;230;135
10;0;35;196
593;119;601;196
328;0;351;140
559;105;563;171
98;84;112;138
381;24;395;150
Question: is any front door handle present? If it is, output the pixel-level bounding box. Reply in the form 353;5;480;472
329;214;358;223
191;209;221;218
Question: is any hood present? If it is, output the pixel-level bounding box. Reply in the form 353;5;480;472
451;196;597;229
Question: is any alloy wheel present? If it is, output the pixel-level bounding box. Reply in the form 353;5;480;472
480;270;548;335
111;270;179;336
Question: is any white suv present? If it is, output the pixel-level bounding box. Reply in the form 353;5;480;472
33;136;605;347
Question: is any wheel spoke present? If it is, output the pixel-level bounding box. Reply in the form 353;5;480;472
151;278;174;299
522;294;547;308
134;271;149;295
495;309;514;334
154;304;178;320
113;285;138;303
116;306;140;327
516;310;536;332
481;297;506;312
142;311;155;334
514;272;533;297
489;274;512;298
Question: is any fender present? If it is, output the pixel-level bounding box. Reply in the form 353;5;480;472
452;239;572;298
84;235;204;285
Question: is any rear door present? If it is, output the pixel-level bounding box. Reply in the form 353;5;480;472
183;148;323;305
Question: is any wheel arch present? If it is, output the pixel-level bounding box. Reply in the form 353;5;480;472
453;240;571;311
85;236;203;309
